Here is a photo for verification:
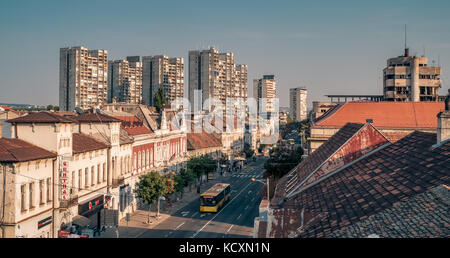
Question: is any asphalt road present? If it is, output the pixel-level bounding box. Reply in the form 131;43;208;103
137;157;267;238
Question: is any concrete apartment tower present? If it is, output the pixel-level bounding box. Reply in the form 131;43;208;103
107;56;143;104
188;47;248;112
59;46;108;111
383;48;442;102
253;75;277;115
290;87;308;122
141;55;184;107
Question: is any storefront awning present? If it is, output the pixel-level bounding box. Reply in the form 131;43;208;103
71;215;91;228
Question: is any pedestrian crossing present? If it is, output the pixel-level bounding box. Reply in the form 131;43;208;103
231;173;262;179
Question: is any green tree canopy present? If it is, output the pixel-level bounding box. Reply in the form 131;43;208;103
243;142;254;158
187;155;217;181
263;146;304;180
135;171;167;205
153;87;167;113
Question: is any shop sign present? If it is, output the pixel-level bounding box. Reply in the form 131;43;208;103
37;216;52;229
59;158;70;200
58;230;71;238
78;195;104;216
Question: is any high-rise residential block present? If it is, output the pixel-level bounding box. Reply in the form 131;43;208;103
107;56;143;104
253;75;277;114
188;47;248;112
142;55;184;107
290;87;308;122
383;48;442;102
59;46;108;111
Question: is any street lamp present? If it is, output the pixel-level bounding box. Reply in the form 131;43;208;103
251;177;270;202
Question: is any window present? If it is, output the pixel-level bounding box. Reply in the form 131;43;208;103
78;170;82;191
29;183;34;209
72;171;76;194
103;163;106;182
21;185;26;211
47;178;52;202
97;164;101;183
91;166;95;186
85;168;89;188
39;180;44;204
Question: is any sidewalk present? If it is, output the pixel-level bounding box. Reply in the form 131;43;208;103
98;170;239;238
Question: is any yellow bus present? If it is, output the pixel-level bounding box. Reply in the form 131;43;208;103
200;183;231;213
288;138;295;145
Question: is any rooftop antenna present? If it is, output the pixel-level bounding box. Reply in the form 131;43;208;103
404;24;409;57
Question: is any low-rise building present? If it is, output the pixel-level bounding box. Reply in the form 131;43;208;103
0;137;57;238
308;101;445;153
254;96;450;237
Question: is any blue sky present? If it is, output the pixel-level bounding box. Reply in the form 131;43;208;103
1;0;449;108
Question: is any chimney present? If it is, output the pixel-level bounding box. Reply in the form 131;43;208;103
437;89;450;144
404;48;409;57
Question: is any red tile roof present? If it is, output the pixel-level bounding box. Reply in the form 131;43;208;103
0;105;14;112
280;123;390;199
187;131;222;150
314;102;445;128
73;112;122;123
124;126;152;136
0;138;56;162
72;133;108;154
269;131;450;238
7;111;74;123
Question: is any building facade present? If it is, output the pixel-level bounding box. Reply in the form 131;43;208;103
59;46;108;111
108;56;143;104
253;75;277;115
142;55;184;107
289;87;307;122
188;47;248;113
383;48;442;102
308;101;445;153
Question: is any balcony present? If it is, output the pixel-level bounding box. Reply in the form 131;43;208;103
112;177;125;188
60;195;78;208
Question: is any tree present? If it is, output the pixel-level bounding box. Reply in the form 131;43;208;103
243;143;254;159
153;87;167;113
174;174;185;199
134;171;167;223
263;146;304;181
186;155;217;184
181;168;196;191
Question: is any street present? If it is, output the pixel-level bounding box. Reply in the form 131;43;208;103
129;157;266;238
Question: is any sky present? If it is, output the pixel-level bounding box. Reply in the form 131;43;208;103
1;0;450;109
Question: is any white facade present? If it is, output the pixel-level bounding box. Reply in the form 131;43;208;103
290;87;307;122
59;46;108;111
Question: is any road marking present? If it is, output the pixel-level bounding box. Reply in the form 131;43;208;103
191;181;254;238
191;212;198;218
237;213;242;220
226;225;234;234
175;222;185;230
181;211;190;217
245;205;249;210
